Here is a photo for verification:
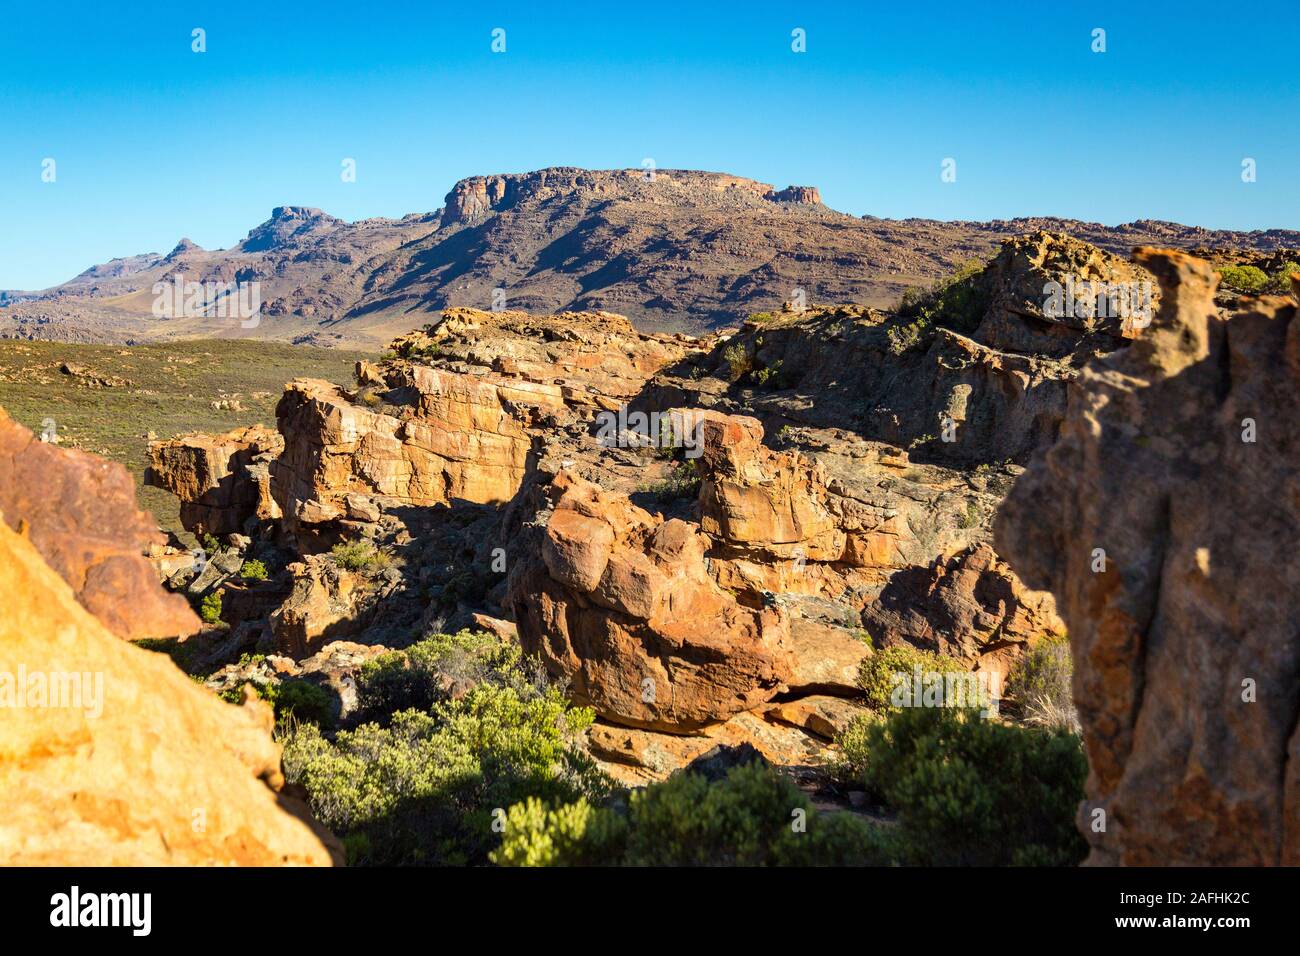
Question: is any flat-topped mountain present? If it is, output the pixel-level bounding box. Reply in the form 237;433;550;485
3;167;1297;347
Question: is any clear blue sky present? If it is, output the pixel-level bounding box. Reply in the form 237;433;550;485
2;0;1296;290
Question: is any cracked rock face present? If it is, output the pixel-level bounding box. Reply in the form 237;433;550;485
996;249;1300;865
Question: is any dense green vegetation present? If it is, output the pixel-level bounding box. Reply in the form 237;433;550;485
276;627;1086;867
857;706;1087;865
493;761;897;866
857;643;975;713
1005;633;1078;731
281;631;606;866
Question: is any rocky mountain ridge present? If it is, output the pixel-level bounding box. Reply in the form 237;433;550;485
4;167;1296;347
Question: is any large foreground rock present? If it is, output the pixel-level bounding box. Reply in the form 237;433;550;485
997;250;1300;865
0;518;337;865
0;407;199;640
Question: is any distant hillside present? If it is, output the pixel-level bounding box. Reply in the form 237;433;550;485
3;166;1297;347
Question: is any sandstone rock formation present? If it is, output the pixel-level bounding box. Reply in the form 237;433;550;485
0;517;337;865
996;250;1300;865
144;281;1071;777
509;471;795;731
270;309;701;539
644;233;1162;469
147;424;283;536
0;407;199;640
860;542;1063;682
972;231;1159;359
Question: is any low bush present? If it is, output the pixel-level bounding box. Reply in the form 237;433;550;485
282;684;606;866
267;680;335;727
636;459;701;501
722;342;754;381
857;643;975;712
492;761;900;867
858;706;1087;865
239;558;269;581
352;629;538;725
330;540;392;574
1217;264;1269;293
1006;633;1077;732
198;588;224;625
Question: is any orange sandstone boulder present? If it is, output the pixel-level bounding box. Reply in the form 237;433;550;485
0;518;337;865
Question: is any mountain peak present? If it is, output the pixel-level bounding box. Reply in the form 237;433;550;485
237;207;342;253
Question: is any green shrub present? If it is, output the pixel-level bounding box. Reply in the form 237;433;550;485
1267;261;1300;293
828;710;882;783
198;588;224;625
492;761;900;867
722;342;754;381
352;630;531;725
857;644;976;712
891;258;989;353
267;680;335;727
1217;264;1269;293
636;459;701;501
330;540;392;574
220;677;336;727
239;558;269;581
859;706;1087;865
1006;633;1077;732
282;684;606;866
752;359;784;387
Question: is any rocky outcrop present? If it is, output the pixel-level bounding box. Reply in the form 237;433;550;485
0;407;199;641
271;309;700;539
973;231;1159;359
509;471;795;732
271;554;384;658
768;186;822;205
641;232;1152;466
147;424;283;536
272;373;543;534
0;517;337;865
696;413;844;561
860;542;1063;681
996;250;1300;865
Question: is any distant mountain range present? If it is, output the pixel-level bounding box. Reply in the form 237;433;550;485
4;166;1297;348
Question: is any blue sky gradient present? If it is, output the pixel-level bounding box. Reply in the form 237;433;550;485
2;0;1296;289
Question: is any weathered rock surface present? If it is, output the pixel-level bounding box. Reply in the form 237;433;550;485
271;554;379;658
972;231;1159;359
861;542;1063;682
0;407;199;640
997;250;1300;865
147;424;284;536
271;309;700;538
640;232;1151;466
510;471;795;732
0;518;337;865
